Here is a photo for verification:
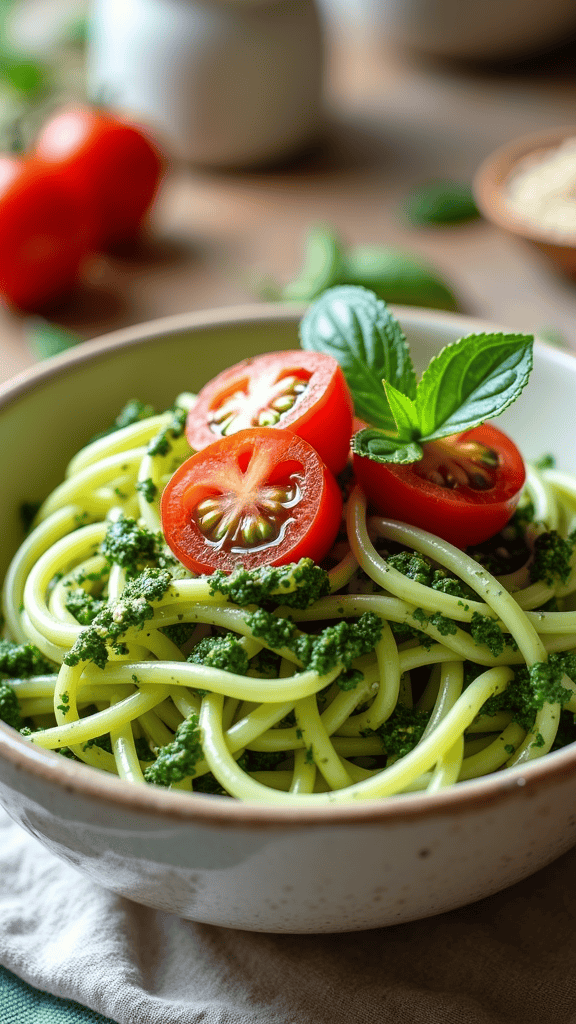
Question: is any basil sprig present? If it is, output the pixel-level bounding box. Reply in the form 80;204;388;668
300;286;533;466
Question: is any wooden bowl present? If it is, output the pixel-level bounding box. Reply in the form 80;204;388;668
473;127;576;278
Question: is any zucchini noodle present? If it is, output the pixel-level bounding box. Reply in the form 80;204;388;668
2;399;576;804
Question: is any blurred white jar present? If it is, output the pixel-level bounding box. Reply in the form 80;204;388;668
87;0;324;168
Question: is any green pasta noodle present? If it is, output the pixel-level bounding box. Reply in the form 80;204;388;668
2;397;576;803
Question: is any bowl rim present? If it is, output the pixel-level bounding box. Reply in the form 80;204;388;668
473;125;576;248
2;301;576;830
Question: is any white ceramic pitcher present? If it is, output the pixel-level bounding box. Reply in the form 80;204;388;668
87;0;325;168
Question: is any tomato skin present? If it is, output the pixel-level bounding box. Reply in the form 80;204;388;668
185;350;354;477
34;105;164;249
0;155;88;311
352;423;525;548
161;427;343;573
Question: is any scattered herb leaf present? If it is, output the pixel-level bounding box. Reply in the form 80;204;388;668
404;180;479;225
26;319;82;360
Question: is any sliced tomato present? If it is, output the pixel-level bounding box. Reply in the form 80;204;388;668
161;427;343;573
352;423;525;548
185;350;353;476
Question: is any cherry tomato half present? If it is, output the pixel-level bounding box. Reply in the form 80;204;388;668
34;105;164;249
161;427;343;573
0;156;89;311
352;423;525;548
185;350;354;477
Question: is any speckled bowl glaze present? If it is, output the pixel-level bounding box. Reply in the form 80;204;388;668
1;304;576;934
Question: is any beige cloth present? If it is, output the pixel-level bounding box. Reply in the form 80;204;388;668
1;806;575;1024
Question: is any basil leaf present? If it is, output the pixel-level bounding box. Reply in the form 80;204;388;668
536;325;568;349
384;381;420;439
345;246;458;313
26;319;82;360
282;224;346;302
351;428;423;464
404;181;479;225
60;15;89;46
0;54;48;97
416;332;533;441
300;285;416;429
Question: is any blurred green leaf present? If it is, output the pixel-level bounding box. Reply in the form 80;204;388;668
60;15;89;47
282;224;346;302
26;319;82;360
344;245;458;312
250;273;282;301
404;180;479;225
275;226;459;313
536;326;569;349
0;53;49;97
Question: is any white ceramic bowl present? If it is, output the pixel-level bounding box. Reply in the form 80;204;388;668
1;304;576;934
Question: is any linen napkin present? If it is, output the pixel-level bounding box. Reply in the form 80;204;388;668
2;805;576;1024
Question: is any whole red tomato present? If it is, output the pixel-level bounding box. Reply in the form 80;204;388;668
34;105;164;249
0;155;89;311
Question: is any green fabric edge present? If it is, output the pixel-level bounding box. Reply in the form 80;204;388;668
0;965;115;1023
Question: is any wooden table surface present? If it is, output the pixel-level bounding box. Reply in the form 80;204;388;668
2;31;576;383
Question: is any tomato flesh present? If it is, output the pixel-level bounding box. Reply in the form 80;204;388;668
352;423;525;548
185;350;353;476
162;427;343;573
